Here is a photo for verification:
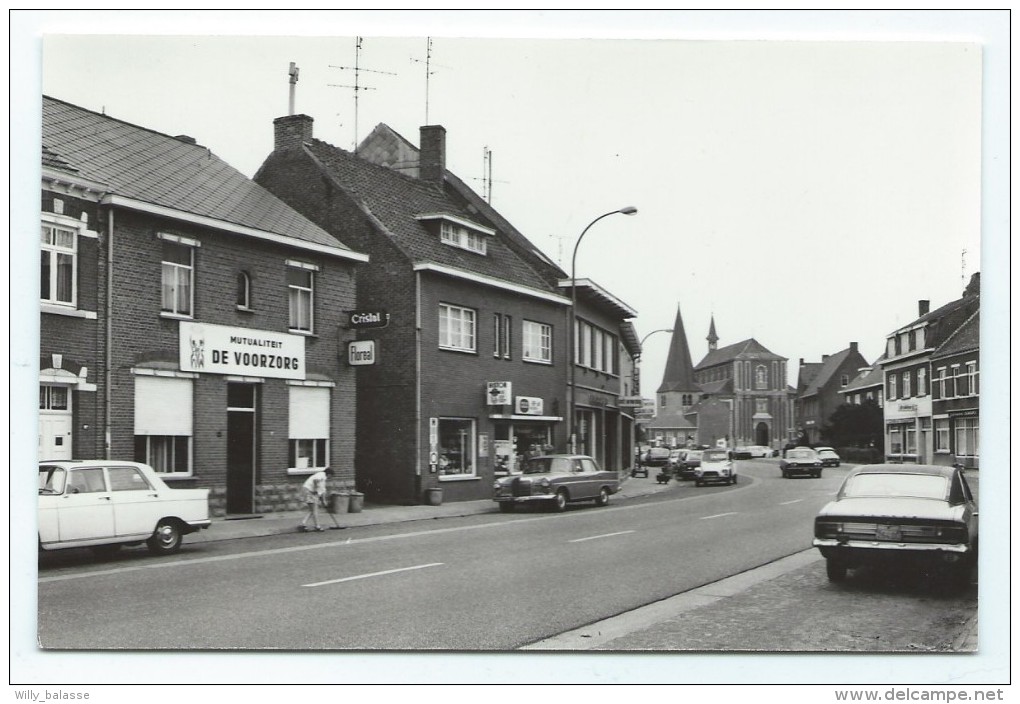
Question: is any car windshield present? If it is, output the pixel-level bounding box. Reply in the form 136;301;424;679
649;448;670;458
687;451;702;459
703;450;728;462
788;450;815;459
522;457;576;475
39;466;66;494
843;473;949;500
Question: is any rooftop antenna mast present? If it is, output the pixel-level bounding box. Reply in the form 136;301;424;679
329;37;396;152
471;146;508;204
961;248;967;290
411;37;448;125
288;62;299;115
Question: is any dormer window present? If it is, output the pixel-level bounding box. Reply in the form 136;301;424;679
416;213;495;256
441;221;486;254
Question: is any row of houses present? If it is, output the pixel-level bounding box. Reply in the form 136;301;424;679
39;95;641;514
640;275;980;473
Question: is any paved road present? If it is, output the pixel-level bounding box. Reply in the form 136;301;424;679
38;459;838;650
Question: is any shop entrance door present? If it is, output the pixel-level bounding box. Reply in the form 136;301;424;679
755;422;770;446
226;383;257;514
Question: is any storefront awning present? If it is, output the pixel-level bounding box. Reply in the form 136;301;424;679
488;414;563;422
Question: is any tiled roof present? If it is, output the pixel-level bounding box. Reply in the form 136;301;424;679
42;96;348;253
841;365;883;393
695;338;785;369
303;138;552;291
889;292;980;349
797;362;823;394
697;378;733;395
657;307;698;393
645;407;697;430
933;310;979;358
800;346;864;398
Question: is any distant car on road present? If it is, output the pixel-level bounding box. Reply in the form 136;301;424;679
493;454;619;512
780;447;823;478
693;448;737;486
38;460;211;556
633;447;670;478
678;450;703;480
813;464;978;587
816;446;841;467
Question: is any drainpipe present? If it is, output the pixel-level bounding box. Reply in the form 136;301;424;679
415;269;422;504
104;207;114;459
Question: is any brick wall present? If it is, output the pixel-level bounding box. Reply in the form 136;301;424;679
107;207;359;514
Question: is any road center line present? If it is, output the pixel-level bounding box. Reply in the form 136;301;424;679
700;512;738;520
779;499;803;505
568;530;635;543
303;562;443;587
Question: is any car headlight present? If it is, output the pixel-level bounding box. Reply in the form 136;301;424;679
815;520;843;538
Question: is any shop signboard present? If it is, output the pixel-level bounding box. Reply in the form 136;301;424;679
179;321;305;380
515;396;544;415
618;396;644;408
348;340;376;366
346;310;390;329
486;381;512;405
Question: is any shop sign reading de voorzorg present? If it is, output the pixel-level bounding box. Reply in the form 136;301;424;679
179;321;306;380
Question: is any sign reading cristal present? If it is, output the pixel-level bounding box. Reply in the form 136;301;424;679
179;321;305;380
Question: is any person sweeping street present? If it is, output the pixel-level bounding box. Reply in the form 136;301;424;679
299;467;334;532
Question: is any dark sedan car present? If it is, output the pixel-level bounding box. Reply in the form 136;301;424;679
813;464;978;587
678;450;703;480
780;447;823;478
493;455;619;512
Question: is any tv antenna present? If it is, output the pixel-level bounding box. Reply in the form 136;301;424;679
471;146;509;204
329;37;396;152
288;62;299;115
411;37;450;125
961;248;967;290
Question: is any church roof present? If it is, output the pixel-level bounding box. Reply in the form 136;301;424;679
657;307;698;393
696;338;785;369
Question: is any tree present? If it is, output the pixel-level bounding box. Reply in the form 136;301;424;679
820;399;883;448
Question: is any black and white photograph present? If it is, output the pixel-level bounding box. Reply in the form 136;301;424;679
11;8;1010;696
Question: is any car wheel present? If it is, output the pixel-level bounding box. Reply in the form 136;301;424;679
781;470;788;478
825;559;848;582
146;519;183;555
553;490;569;512
731;475;738;485
595;487;610;507
814;470;822;478
498;502;515;513
695;479;703;487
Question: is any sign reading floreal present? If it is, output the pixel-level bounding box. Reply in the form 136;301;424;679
179;321;305;380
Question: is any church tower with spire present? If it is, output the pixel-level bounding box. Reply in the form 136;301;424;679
707;315;719;351
645;305;701;446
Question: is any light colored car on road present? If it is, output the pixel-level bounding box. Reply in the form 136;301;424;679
693;448;737;486
815;446;841;467
493;454;619;512
38;460;211;556
813;464;978;588
780;447;823;478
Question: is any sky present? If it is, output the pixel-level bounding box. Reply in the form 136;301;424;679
11;8;1010;691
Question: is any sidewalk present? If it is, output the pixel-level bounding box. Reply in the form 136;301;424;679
189;473;675;544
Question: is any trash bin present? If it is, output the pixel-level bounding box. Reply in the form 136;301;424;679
328;492;349;514
347;491;364;513
425;487;443;506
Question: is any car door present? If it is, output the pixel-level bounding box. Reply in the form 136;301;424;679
574;458;602;499
107;465;161;538
59;466;115;543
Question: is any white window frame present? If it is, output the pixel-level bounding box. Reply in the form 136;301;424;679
888;374;897;400
439;303;476;352
288;386;330;474
917;367;927;396
287;264;316;333
522;320;553;364
949;364;962;399
965;361;978;396
133;375;194;477
160;237;196;318
41;220;78;307
440;221;487;255
954;417;979;458
237;271;252;311
934;418;951;453
902;371;911;399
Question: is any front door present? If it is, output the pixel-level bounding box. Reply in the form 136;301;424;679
226;383;257;514
39;385;73;460
755;422;770;447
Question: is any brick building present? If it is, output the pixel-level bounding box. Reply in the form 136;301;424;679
256;117;606;504
692;318;793;450
41;96;367;515
880;274;980;465
930;310;979;469
794;342;869;445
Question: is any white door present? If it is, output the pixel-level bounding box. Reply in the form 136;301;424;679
39;413;73;461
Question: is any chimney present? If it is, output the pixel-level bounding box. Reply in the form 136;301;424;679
274;114;314;152
174;134;196;144
822;354;830;361
419;125;446;184
850;341;858;352
918;300;930;317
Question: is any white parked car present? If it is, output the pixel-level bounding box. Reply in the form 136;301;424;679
38;460;211;556
693;448;737;487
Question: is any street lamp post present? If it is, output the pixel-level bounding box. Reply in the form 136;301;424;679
568;206;637;454
632;327;671;452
